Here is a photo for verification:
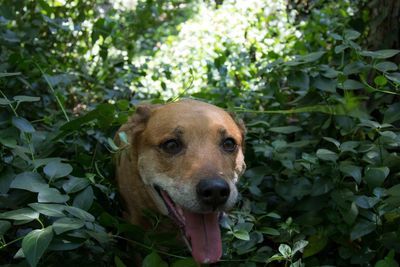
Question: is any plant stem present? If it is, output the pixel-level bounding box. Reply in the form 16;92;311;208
0;236;24;249
35;64;70;122
0;89;18;117
112;235;187;259
36;218;45;229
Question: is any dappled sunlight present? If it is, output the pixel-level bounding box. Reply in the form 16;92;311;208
134;0;299;98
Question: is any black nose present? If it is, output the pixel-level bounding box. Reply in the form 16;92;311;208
196;178;230;207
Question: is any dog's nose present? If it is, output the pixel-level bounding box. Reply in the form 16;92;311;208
196;178;230;207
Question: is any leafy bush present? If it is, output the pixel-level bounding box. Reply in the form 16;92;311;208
220;34;400;267
1;0;400;267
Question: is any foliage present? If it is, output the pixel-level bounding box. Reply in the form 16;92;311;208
1;0;400;267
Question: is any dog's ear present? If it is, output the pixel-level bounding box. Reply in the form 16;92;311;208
114;104;161;150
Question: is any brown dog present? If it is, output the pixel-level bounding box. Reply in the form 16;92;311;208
114;99;246;264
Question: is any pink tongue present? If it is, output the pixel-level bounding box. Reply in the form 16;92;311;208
182;210;222;264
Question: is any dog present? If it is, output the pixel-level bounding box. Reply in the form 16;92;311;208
114;99;246;264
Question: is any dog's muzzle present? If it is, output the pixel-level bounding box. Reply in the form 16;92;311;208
196;178;230;209
153;177;234;264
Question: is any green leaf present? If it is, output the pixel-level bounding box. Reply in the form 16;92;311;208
47;239;82;251
86;230;110;244
0;72;21;78
323;137;340;148
285;52;325;66
350;219;376;240
266;212;281;219
60;103;115;131
342;202;358;225
44;73;77;87
339;163;362;184
267;254;286;263
233;229;250;241
22;226;53;267
301;51;325;62
13;96;41;102
259;227;280;236
292;240;308;254
269;126;302;134
29;203;66;217
373;188;387;198
278;244;292;258
73;186;94;210
343;61;366;75
142;251;168;267
340;141;359;153
340;79;364;90
116;99;130;110
288;71;309;90
358;119;386;129
37;0;53;14
385;72;400;83
355;195;379;209
0;98;11;105
38;188;69;203
0;168;15;194
364;166;390;188
320;65;339;78
374;76;388;86
114;256;127;267
303;235;328;258
316;149;338;162
0;208;39;221
387;184;400;197
374;62;398;72
107;138;119;151
0;220;12;235
171;258;198;267
331;33;343;40
118;131;129;145
344;29;361;40
65;206;95;222
33;157;64;169
62;177;89;193
384;103;400;123
335;44;349;54
12;116;35;133
360;49;400;59
1;135;23;148
53;217;85;234
14;248;24;259
10;172;48;192
375;250;399;267
234;222;254;232
43;161;73;180
275;177;312;201
313;76;337;92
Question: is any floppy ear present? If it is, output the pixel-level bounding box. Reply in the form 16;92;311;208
114;104;161;162
114;103;162;225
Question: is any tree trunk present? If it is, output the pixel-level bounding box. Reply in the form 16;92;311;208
367;0;400;52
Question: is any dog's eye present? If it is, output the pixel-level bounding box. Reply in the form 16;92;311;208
221;138;237;153
160;139;182;155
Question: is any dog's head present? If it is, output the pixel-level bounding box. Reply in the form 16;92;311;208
117;99;246;263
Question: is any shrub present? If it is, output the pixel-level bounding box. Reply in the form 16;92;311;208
1;1;399;266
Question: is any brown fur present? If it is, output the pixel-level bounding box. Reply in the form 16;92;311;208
114;99;246;226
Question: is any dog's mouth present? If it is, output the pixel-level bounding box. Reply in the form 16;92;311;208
154;185;222;264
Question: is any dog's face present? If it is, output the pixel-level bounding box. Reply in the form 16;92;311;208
137;100;245;215
117;99;245;264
